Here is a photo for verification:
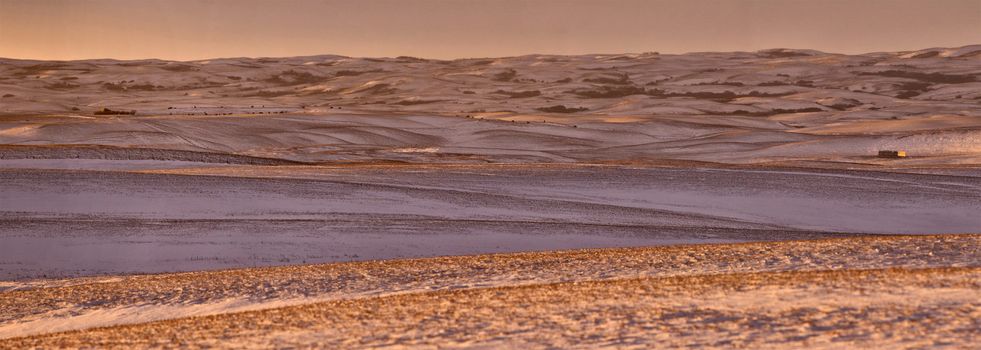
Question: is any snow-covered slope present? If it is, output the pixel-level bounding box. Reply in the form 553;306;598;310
1;46;979;166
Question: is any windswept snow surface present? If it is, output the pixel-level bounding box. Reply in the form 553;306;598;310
2;45;981;167
1;164;979;280
1;47;980;348
0;47;978;282
1;235;978;347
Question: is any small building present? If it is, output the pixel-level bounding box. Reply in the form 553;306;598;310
878;150;907;158
93;107;136;116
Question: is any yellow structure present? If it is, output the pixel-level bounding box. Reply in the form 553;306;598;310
878;150;907;158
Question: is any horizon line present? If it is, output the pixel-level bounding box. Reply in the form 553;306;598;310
2;44;978;63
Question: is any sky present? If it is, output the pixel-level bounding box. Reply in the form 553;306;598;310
1;0;979;61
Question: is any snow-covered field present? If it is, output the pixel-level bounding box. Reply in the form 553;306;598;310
1;46;979;348
2;164;979;280
1;235;978;347
2;45;980;166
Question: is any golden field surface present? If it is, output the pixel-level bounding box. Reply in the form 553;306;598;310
2;235;979;349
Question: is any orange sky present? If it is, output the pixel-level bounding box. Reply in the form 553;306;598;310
1;0;979;60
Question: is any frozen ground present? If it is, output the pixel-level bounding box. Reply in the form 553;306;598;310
1;45;980;167
0;235;978;347
1;46;979;348
2;164;980;280
27;268;971;349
